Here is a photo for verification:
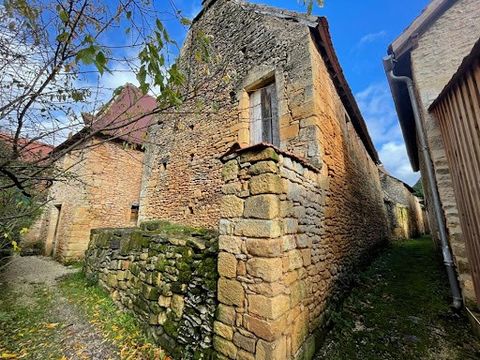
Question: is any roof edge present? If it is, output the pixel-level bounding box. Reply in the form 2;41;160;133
390;0;457;59
315;18;380;164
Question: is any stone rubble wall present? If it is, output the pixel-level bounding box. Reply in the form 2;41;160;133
83;221;218;359
380;172;426;240
214;146;388;360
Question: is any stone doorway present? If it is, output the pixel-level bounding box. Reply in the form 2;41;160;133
45;204;62;257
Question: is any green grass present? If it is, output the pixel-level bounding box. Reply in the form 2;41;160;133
58;272;168;360
0;271;168;359
0;285;64;359
317;237;480;359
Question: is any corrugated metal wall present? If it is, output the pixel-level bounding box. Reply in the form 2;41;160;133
430;52;480;305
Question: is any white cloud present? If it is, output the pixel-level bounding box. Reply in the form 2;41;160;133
355;82;420;186
357;30;387;47
379;142;420;185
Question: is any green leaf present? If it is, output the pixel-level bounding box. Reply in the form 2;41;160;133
95;51;107;75
180;17;192;26
59;9;68;23
56;32;68;42
126;11;132;20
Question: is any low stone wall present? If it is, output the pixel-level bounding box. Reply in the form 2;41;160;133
213;145;387;359
84;221;218;359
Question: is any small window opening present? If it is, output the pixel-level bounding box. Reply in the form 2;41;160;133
190;153;195;162
189;124;194;130
130;204;140;223
188;206;194;215
249;82;279;146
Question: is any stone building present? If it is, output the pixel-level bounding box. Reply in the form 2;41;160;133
132;0;389;358
36;84;156;261
380;170;427;240
384;0;480;307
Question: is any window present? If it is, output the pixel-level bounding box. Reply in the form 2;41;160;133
130;204;139;223
249;82;279;146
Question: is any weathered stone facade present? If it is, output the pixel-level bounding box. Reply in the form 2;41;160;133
130;1;390;357
139;0;378;230
380;171;426;240
84;222;218;359
400;0;480;305
214;145;387;359
36;137;144;261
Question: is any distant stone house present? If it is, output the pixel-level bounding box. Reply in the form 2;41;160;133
36;84;156;261
384;0;480;307
380;170;427;240
132;0;389;357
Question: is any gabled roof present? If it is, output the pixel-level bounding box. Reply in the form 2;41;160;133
0;132;54;162
195;0;380;163
90;83;157;145
54;84;157;154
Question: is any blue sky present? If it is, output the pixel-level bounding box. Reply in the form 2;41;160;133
103;0;430;185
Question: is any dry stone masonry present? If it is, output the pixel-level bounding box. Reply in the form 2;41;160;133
84;222;218;359
214;145;387;359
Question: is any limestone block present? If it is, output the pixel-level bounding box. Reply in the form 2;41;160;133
218;252;238;278
248;282;285;297
283;218;299;234
286;250;303;271
237;350;255;360
248;294;290;319
248;161;278;175
214;335;238;359
218;278;245;307
291;312;308;354
240;148;280;164
244;314;286;342
249;174;283;195
171;294;185;318
219;235;243;254
214;321;234;340
233;332;257;353
158;295;171;308
221;195;244;218
244;195;280;219
256;337;287;360
234;220;282;238
246;238;284;257
246;258;283;282
222;182;243;195
217;304;236;325
222;160;239;181
106;273;118;288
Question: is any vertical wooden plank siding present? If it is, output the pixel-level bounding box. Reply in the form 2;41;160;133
431;57;480;305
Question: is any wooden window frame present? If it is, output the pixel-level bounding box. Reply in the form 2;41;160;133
249;81;279;147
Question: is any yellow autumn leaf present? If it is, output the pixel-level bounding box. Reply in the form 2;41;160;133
1;353;18;359
44;323;59;329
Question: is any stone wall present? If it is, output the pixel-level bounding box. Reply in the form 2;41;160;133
380;172;426;240
214;145;388;359
84;221;218;359
410;0;480;305
139;0;328;229
36;137;144;261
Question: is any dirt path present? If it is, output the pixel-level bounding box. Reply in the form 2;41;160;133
0;256;119;360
